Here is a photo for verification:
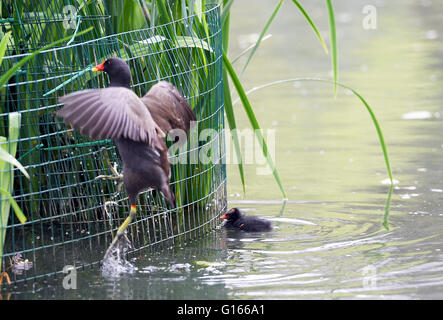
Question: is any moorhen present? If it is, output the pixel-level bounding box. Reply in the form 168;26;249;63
221;208;273;232
57;57;196;258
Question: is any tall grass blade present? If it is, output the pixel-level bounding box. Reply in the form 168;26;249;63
0;188;27;224
240;0;284;76
194;0;203;21
231;34;272;64
222;0;244;191
223;69;245;194
117;0;147;32
154;0;172;25
290;0;328;54
0;113;28;180
326;0;338;96
0;112;27;270
223;53;287;198
222;0;231;51
0;32;11;68
345;86;393;182
232;77;393;184
221;0;235;28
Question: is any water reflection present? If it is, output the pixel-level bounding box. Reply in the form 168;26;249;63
383;185;394;231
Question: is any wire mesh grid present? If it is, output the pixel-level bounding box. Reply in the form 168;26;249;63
0;2;226;285
0;0;111;55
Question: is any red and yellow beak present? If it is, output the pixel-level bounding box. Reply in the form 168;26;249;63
221;209;235;219
92;61;105;72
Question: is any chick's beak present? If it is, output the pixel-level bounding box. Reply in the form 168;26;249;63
92;61;105;72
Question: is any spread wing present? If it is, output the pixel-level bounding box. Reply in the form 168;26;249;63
57;87;164;147
141;81;196;138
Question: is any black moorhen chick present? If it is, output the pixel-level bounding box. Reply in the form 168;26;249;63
57;57;196;258
221;208;272;232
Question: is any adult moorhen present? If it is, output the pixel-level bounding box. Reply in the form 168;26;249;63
221;208;273;232
57;57;196;258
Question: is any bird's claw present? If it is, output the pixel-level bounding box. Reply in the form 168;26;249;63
95;174;123;181
95;147;124;198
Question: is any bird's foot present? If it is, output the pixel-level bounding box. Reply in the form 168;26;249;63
96;147;123;180
95;173;123;181
98;147;120;174
103;206;136;261
95;174;123;199
95;147;124;198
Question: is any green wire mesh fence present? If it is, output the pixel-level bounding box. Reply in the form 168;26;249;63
0;1;226;285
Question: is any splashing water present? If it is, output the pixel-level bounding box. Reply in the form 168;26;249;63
101;235;137;278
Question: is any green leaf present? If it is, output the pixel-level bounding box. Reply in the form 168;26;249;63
0;187;27;224
223;53;287;198
326;0;338;96
240;0;284;76
0;147;30;180
118;0;147;32
291;0;328;54
175;36;214;52
195;0;203;21
221;0;235;28
343;85;393;182
221;0;232;52
5;111;21;163
155;0;172;25
0;31;11;68
223;69;246;194
0;112;29;180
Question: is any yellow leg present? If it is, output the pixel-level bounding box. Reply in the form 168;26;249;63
103;205;136;260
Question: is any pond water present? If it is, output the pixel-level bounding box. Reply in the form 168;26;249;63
5;0;443;299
